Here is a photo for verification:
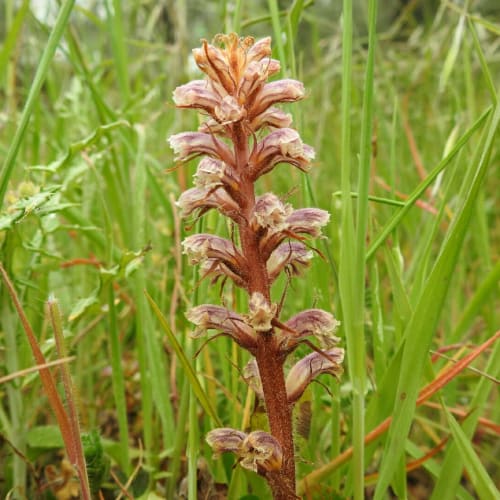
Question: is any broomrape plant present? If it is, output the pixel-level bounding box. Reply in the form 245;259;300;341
169;33;344;499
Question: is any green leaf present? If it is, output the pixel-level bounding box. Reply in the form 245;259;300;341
68;293;100;322
26;425;64;449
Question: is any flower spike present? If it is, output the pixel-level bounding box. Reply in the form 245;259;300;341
170;33;343;499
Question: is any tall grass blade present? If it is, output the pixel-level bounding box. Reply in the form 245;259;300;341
373;99;500;498
366;108;490;261
145;291;221;427
443;406;499;499
0;0;76;207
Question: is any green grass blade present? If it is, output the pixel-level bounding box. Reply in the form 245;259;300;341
145;291;222;427
106;0;130;101
443;407;499;499
0;0;30;88
366;107;491;261
106;284;131;474
439;8;466;92
452;260;500;340
0;0;76;207
267;0;287;73
430;334;500;500
373;100;500;499
468;18;497;104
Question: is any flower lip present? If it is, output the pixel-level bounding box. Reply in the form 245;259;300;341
246;292;277;332
193;157;225;188
214;95;246;124
252;193;292;234
240;430;283;473
206;427;283;474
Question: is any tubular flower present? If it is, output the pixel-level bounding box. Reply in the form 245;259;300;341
267;242;313;282
286;349;345;404
169;34;343;498
186;305;257;350
206;428;247;456
277;309;341;353
173;80;220;113
206;428;283;474
168;132;234;165
249;128;315;180
182;233;241;267
176;187;240;221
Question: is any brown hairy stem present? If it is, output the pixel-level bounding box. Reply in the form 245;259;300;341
255;339;296;498
235;122;296;495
